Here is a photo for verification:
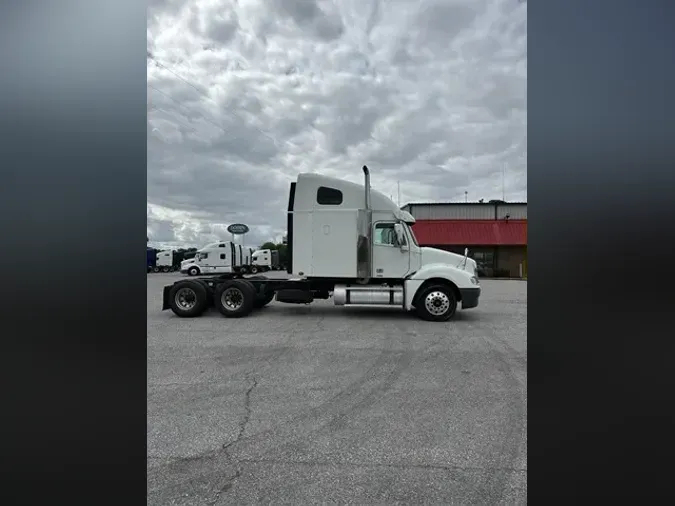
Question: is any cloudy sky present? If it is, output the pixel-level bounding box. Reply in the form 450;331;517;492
147;0;527;250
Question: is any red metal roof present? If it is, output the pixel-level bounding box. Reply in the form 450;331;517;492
412;219;527;246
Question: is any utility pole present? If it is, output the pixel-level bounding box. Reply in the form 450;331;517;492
502;162;506;201
465;191;468;203
397;181;401;207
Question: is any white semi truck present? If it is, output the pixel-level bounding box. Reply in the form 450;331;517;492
250;249;280;274
148;249;179;273
179;241;245;276
163;166;480;322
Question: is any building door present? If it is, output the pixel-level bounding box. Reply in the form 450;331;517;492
371;221;411;279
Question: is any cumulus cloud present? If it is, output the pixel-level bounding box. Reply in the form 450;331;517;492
147;0;527;249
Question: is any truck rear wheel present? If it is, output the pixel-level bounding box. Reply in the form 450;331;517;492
152;266;160;273
239;266;248;274
168;280;208;317
214;279;256;318
161;266;170;273
415;284;458;322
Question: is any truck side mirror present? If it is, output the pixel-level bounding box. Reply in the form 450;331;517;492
394;223;407;249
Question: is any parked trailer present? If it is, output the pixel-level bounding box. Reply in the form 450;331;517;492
147;247;157;272
163;166;480;322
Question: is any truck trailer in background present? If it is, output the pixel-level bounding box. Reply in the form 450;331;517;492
147;247;157;272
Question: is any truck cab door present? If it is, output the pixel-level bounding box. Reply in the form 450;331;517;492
371;221;411;279
199;252;212;273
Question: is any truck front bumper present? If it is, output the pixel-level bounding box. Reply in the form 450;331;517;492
460;287;481;309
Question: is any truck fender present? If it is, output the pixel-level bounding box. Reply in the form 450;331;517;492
404;263;475;311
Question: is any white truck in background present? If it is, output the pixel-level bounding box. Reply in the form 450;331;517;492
180;241;244;276
250;249;280;274
148;249;179;273
164;166;480;322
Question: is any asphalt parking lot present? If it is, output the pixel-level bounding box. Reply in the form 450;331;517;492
147;272;527;505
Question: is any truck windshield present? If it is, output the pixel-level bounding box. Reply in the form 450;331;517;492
405;223;419;247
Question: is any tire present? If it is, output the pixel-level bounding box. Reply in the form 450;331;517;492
168;280;208;317
254;291;275;309
239;266;248;274
195;280;214;307
162;266;170;273
214;279;256;318
152;266;160;273
187;266;200;276
250;266;259;274
414;284;458;322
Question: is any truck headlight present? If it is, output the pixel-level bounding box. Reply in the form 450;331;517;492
470;276;479;285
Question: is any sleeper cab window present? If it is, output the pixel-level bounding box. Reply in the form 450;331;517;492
220;253;226;259
316;186;343;205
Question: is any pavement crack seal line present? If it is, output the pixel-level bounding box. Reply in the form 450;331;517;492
208;375;258;505
151;323;411;501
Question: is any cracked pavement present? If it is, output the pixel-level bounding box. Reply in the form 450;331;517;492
147;272;527;505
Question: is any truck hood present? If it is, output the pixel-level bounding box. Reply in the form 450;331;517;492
421;247;476;273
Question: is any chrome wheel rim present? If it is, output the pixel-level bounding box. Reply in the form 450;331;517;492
221;287;244;311
424;291;451;316
175;288;197;310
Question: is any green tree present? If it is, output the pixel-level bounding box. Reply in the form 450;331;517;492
275;243;288;265
260;242;277;250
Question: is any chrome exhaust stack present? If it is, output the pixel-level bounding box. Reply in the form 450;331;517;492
363;165;371;210
356;165;372;283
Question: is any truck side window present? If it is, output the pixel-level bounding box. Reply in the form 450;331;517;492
374;223;404;246
316;186;343;205
201;253;209;259
220;253;226;259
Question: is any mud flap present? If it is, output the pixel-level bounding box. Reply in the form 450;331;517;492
162;285;171;310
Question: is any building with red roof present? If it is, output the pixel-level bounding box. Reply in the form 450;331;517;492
402;201;528;278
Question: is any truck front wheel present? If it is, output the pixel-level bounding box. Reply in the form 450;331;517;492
214;279;256;318
187;266;200;276
415;284;458;322
250;266;259;274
